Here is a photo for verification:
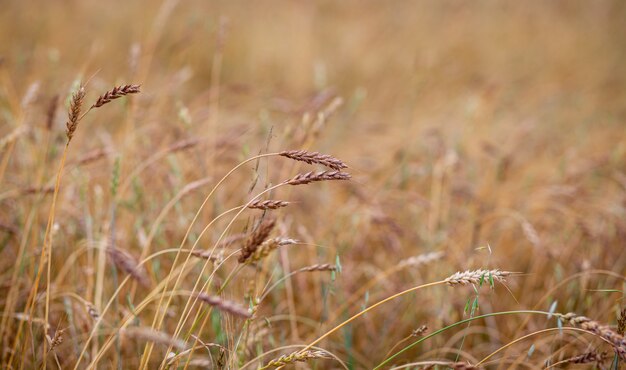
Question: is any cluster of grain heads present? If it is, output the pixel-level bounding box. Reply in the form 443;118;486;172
46;328;65;353
246;237;297;264
557;313;626;360
91;84;141;108
279;150;348;171
247;199;290;210
259;350;331;369
238;217;276;263
106;246;150;287
285;170;351;186
444;269;513;287
196;293;251;319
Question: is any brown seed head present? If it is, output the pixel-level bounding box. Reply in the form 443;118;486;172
558;312;626;360
248;199;290;210
285;170;351;186
92;84;141;108
107;246;150;287
239;218;276;263
279;150;348;171
66;85;85;141
196;293;251;318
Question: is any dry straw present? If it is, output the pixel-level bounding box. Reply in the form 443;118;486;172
279;150;348;171
259;350;330;369
196;293;251;319
285;170;351;186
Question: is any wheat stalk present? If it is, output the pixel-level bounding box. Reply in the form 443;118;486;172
246;237;297;264
196;293;251;318
239;218;276;263
65;85;85;141
259;350;330;369
399;251;445;268
284;170;351;186
106;246;150;287
557;313;626;359
279;150;348;171
122;327;187;350
247;200;290;210
297;264;337;272
92;84;141;108
444;269;513;286
562;350;608;364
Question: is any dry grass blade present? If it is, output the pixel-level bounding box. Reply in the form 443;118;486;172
285;170;351;186
65;85;85;141
239;217;276;263
107;246;150;287
92;84;141;108
259;350;331;369
444;269;513;286
196;293;251;318
279;150;348;171
248;200;290;210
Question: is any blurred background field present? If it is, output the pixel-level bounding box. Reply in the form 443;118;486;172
1;1;626;369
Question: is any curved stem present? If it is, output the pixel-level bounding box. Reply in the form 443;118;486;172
300;281;446;356
374;310;553;369
139;152;277;369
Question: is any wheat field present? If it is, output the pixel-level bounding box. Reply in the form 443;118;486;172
1;1;626;369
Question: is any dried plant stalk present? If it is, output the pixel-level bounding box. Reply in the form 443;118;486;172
279;150;348;171
239;218;276;263
260;350;330;369
444;269;513;286
196;293;251;318
285;171;351;186
248;200;290;210
92;84;141;108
